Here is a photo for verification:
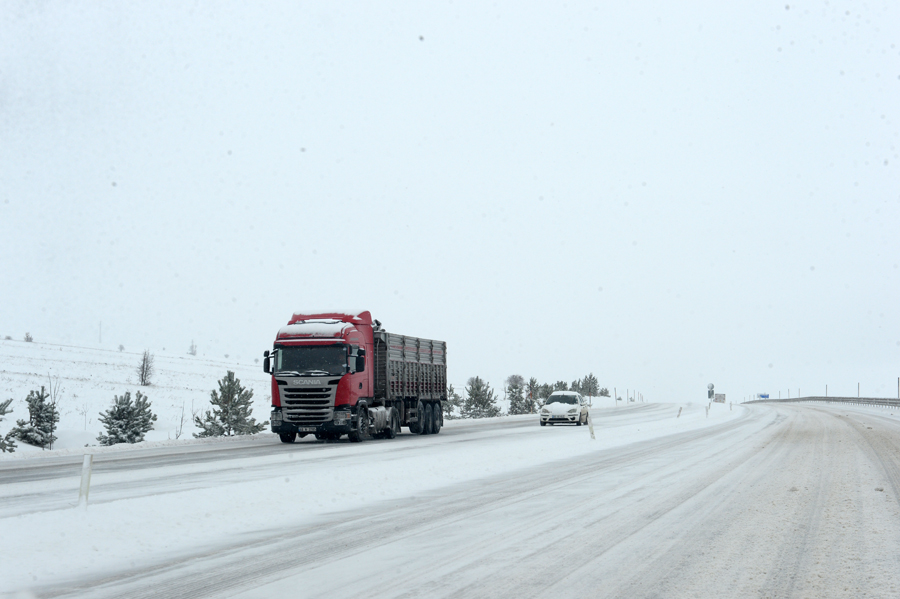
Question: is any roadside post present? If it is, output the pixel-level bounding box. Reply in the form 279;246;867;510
587;411;595;440
78;454;93;507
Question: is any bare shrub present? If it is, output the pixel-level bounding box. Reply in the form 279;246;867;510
136;350;155;386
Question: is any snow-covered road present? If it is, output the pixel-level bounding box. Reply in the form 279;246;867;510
4;402;900;598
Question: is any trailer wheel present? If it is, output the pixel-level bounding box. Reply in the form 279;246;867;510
408;400;424;434
279;432;296;444
423;403;434;435
432;404;442;434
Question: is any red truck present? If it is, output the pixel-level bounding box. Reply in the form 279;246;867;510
263;311;447;443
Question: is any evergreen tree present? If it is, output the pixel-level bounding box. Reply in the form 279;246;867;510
462;376;500;419
194;371;265;437
525;378;540;413
537;383;553;407
10;387;59;449
599;387;610;397
97;390;158;445
571;379;583;394
443;383;463;420
582;373;600;398
553;381;569;392
11;388;54;448
0;398;16;453
506;375;527;415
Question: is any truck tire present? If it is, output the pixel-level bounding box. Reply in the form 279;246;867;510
279;432;296;444
349;408;369;443
432;404;442;434
408;400;424;434
384;408;400;439
423;403;434;435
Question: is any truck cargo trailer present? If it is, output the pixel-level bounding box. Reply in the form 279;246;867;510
264;311;447;443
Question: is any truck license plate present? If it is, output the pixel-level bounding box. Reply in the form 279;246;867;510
299;427;317;433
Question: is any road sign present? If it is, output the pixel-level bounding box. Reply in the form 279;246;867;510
713;394;725;403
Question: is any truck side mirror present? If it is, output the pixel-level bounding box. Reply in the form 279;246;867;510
263;350;270;374
356;355;365;373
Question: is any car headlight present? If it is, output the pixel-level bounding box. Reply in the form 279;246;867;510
541;408;549;414
568;408;577;414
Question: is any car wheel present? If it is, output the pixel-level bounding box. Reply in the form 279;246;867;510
576;415;582;426
540;421;546;426
279;432;296;443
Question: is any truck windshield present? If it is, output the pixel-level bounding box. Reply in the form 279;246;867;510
275;345;346;376
546;395;578;405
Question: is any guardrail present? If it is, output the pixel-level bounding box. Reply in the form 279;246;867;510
747;396;900;409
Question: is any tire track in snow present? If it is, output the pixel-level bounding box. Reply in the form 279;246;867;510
31;408;764;599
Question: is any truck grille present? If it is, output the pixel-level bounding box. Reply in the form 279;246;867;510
281;385;336;424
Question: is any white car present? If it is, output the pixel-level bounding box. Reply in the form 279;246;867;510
540;392;589;426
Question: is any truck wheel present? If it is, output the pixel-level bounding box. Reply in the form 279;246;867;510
279;432;296;444
384;408;399;439
408;400;424;434
349;409;368;443
432;404;442;434
423;403;434;435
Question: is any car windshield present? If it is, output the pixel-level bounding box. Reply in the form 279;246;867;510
546;395;578;405
275;344;346;376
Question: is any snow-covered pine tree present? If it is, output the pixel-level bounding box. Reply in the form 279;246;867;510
462;376;500;419
10;387;59;449
553;381;569;392
525;378;540;413
571;379;583;394
506;375;527;415
538;383;553;407
193;371;265;437
0;398;16;453
97;390;158;445
582;373;600;398
599;387;610;397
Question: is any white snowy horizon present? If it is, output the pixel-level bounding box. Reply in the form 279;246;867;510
1;1;898;402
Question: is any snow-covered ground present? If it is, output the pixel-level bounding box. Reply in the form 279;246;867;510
4;340;899;598
1;399;742;597
0;338;273;448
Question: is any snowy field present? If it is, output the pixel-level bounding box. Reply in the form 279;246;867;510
0;338;273;449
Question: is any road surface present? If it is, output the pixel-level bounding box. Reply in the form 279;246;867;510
3;403;900;598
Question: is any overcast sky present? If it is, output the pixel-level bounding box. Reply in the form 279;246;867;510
2;1;898;402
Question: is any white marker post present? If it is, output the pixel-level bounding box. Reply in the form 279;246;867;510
78;454;93;507
587;411;595;440
677;406;682;418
